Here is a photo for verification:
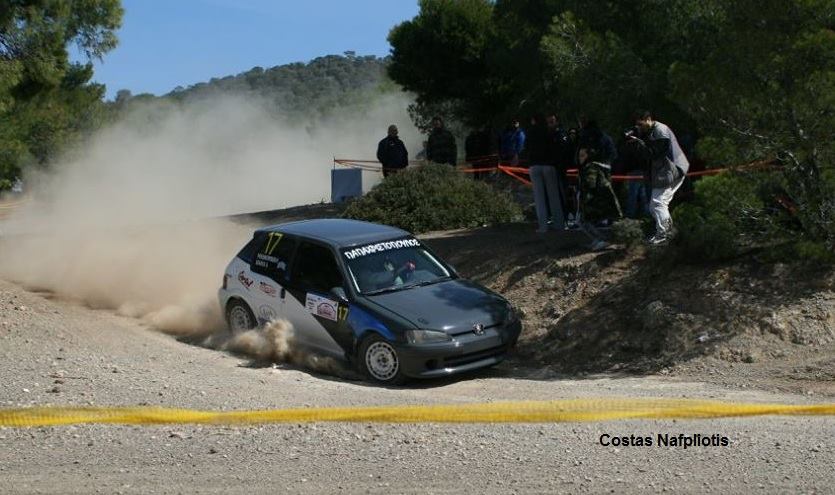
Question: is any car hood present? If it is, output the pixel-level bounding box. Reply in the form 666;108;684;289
364;279;508;334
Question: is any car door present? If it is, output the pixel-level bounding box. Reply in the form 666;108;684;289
249;232;297;325
280;240;353;359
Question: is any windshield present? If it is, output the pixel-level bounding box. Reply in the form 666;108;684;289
342;238;452;295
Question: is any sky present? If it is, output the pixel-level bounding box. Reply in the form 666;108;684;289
78;0;420;100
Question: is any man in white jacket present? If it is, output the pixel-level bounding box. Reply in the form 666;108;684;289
629;110;690;245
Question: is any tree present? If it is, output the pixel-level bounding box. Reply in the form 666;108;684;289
387;0;496;126
154;54;393;123
389;0;835;255
0;0;123;187
669;0;835;251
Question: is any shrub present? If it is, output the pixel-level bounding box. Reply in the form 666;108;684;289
674;168;835;264
794;240;835;264
342;163;522;233
673;203;741;260
673;172;768;261
610;218;645;247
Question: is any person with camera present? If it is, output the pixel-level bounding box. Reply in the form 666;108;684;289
627;110;690;245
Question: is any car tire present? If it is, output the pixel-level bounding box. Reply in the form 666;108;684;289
358;334;407;385
226;299;256;334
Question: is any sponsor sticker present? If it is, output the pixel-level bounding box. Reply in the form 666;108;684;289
305;293;338;322
257;253;279;263
237;271;254;289
255;255;287;272
343;238;421;260
259;282;277;297
317;302;336;320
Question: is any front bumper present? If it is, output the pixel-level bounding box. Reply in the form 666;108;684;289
396;320;522;378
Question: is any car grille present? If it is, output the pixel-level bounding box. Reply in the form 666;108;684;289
450;322;502;338
442;345;506;368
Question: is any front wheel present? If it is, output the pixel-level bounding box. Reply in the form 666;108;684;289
359;334;407;385
226;299;256;334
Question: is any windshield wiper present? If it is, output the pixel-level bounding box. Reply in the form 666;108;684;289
364;276;452;296
397;276;453;291
363;286;406;296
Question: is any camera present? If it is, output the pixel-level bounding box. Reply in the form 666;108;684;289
624;126;640;138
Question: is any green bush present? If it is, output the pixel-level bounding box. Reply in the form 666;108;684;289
342;163;522;233
673;173;767;261
674;169;835;264
673;203;741;260
794;240;835;264
610;218;645;247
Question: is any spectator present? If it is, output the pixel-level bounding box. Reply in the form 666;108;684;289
545;113;573;218
527;115;565;233
578;120;620;226
376;124;409;178
578;146;622;226
499;118;525;165
576;148;615;251
567;127;579;146
415;140;428;161
618;136;651;218
562;126;581;228
465;125;497;180
426;116;457;166
579;120;617;166
629;110;690;245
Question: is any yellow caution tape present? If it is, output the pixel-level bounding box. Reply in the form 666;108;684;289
1;399;834;427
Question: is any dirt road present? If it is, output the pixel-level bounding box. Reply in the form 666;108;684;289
0;278;833;494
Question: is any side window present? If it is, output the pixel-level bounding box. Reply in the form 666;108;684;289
236;235;260;265
252;232;296;282
291;242;344;293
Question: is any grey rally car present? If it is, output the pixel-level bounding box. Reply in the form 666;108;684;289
218;219;521;384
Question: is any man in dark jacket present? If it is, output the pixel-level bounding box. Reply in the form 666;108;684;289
546;114;573;216
426;116;457;166
465;125;497;180
376;124;409;178
580;120;617;165
527;115;565;233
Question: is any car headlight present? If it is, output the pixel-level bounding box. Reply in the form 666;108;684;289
406;329;452;344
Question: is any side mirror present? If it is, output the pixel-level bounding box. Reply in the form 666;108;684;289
329;287;348;303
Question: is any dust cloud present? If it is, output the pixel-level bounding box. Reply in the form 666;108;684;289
0;92;417;368
205;319;353;377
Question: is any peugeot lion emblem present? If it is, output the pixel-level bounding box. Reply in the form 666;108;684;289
473;323;485;335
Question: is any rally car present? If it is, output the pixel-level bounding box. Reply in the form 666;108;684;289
218;219;521;384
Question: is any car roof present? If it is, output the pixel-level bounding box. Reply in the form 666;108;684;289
256;219;412;248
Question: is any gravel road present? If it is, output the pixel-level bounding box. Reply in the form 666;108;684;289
0;279;833;494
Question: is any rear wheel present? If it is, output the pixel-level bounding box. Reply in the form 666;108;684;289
226;299;256;334
359;334;406;385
